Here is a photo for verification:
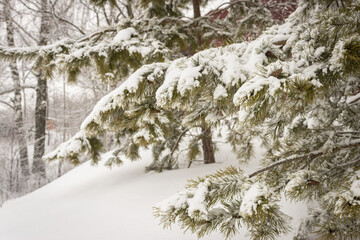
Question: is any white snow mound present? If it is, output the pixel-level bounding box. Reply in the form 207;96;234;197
0;143;308;240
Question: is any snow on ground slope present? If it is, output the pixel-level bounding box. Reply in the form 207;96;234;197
0;143;308;240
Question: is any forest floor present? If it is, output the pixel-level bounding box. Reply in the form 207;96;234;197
0;142;308;240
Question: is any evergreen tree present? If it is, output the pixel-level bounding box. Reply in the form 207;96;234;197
153;0;360;239
0;0;293;170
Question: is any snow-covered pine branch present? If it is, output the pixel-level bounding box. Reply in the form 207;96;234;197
0;26;167;82
0;0;292;85
154;166;290;239
154;0;360;239
43;131;102;165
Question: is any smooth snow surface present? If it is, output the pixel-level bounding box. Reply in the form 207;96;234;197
0;150;229;240
0;144;308;240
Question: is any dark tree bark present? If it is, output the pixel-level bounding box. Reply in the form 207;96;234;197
3;0;30;179
201;126;215;164
32;0;51;179
192;0;201;18
32;76;47;178
192;0;202;46
126;0;134;19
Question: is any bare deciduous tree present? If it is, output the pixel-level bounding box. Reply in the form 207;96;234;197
3;0;30;179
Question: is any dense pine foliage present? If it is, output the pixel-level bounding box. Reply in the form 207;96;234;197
1;0;359;239
153;1;360;239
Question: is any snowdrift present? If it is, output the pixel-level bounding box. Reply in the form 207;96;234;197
0;144;307;240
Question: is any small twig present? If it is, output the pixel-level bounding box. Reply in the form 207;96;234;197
249;139;360;178
114;2;126;19
170;129;189;157
0;100;14;109
0;85;36;96
325;157;360;178
12;19;39;43
188;161;192;168
0;188;14;198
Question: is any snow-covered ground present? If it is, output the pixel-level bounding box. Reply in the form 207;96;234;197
0;143;308;240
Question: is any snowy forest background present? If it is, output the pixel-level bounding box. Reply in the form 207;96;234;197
0;0;122;204
0;0;360;239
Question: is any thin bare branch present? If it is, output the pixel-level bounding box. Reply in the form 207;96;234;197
0;85;36;96
170;128;189;157
12;19;39;44
0;100;14;109
249;139;360;178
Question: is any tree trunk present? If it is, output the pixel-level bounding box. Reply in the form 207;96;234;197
192;0;214;164
4;0;30;179
192;0;201;18
192;0;202;48
9;127;16;191
32;76;47;178
32;0;51;179
11;65;30;178
58;77;66;178
201;126;215;164
126;0;134;19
